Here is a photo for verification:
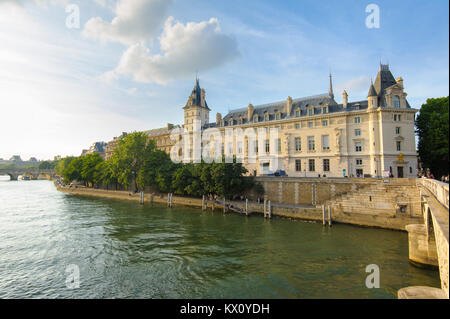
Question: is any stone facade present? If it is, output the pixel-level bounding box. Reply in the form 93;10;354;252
180;64;418;178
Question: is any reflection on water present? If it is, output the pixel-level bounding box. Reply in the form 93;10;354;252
0;180;441;298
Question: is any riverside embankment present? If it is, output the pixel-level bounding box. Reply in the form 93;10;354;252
56;177;425;231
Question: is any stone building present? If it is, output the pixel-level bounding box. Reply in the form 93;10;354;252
107;64;418;178
180;64;418;178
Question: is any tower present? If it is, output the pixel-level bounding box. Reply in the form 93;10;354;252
367;80;378;109
183;78;211;132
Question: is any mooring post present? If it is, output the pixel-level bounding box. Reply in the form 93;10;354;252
150;193;154;204
328;205;332;226
322;205;326;225
140;191;144;205
268;200;272;219
245;199;249;216
202;195;205;211
212;200;215;211
263;199;267;218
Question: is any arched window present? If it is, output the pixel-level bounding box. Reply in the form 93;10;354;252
394;96;400;108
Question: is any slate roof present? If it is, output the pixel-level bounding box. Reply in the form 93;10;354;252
219;93;342;126
373;64;411;108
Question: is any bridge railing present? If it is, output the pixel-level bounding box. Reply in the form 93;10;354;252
421;178;449;210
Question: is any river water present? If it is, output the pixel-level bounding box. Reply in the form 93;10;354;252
0;179;441;299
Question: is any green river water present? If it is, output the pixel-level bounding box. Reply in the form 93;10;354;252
0;179;441;298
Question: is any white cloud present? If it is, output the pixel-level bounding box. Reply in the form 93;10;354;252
83;0;172;45
336;76;370;98
111;17;239;84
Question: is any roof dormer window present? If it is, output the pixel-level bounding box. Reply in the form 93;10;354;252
264;113;269;121
253;115;258;123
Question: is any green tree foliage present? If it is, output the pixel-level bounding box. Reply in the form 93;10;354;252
93;160;117;189
60;133;256;198
416;97;449;178
63;157;83;184
38;161;55;170
81;154;103;185
110;132;155;189
55;156;76;176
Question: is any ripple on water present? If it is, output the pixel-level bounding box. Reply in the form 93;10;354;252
0;180;442;299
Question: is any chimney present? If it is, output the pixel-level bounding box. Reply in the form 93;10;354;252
342;90;348;108
216;113;222;124
248;104;254;120
286;97;293;116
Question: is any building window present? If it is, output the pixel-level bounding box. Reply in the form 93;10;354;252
308;121;313;128
237;142;243;154
394;114;402;121
323;159;330;172
309;109;313;116
295;159;302;172
355;142;362;152
264;113;269;121
309;159;315;172
238;118;242;125
322;120;328;126
295;137;301;151
394;95;400;108
277;138;281;153
295;109;300;117
355;129;361;136
308;136;315;151
265;140;270;153
396;141;402;151
356;158;363;165
356;169;364;177
410;167;413;174
275;113;281;120
228;142;233;154
354;117;361;124
322;135;330;150
323;107;328;114
295;123;300;129
253;115;258;123
395;127;401;135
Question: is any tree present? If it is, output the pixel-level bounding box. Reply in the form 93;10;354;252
94;160;118;189
81;154;103;186
416;97;449;178
62;157;83;184
110;132;155;190
39;161;54;169
137;149;171;189
55;156;76;176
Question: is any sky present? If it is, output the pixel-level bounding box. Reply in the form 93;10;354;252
0;0;448;161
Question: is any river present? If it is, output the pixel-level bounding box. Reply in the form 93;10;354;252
0;179;441;298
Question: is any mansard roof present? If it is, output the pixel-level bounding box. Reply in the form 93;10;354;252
374;64;397;96
223;93;336;122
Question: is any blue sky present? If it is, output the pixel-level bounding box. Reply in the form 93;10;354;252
0;0;448;160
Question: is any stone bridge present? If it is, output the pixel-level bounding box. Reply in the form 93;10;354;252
0;168;55;180
399;178;449;299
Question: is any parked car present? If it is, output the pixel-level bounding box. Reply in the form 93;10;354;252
267;170;288;177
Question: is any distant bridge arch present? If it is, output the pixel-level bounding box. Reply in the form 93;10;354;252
0;168;55;181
